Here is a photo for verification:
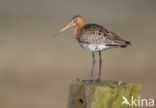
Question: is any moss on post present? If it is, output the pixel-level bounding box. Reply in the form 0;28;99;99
67;80;141;108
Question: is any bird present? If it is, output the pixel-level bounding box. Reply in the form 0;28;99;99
53;15;131;82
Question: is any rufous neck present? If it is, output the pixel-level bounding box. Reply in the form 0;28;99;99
75;20;85;34
76;20;86;28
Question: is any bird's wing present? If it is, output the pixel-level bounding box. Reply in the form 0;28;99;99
80;24;130;46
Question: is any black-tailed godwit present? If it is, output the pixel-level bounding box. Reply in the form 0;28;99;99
53;15;131;82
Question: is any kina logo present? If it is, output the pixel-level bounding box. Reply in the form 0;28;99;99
121;96;154;107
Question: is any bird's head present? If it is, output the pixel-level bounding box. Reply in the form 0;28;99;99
53;15;85;36
72;15;85;26
60;15;85;32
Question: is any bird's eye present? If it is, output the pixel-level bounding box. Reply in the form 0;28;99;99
75;18;78;22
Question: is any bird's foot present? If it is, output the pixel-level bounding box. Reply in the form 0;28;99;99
82;78;101;83
82;79;93;83
94;79;101;83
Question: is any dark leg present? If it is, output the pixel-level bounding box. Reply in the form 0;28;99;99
82;52;95;83
97;51;102;81
90;52;95;81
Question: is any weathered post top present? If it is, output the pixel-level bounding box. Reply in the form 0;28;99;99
67;80;141;108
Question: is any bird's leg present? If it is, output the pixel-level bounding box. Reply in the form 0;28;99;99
97;51;102;81
82;52;95;83
90;52;95;81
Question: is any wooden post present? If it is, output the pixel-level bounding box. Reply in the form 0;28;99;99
67;80;141;108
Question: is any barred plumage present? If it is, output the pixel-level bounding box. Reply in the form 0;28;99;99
76;23;131;51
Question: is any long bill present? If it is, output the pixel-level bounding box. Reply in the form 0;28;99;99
52;21;73;37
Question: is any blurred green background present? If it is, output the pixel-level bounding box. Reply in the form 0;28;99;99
0;0;156;108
